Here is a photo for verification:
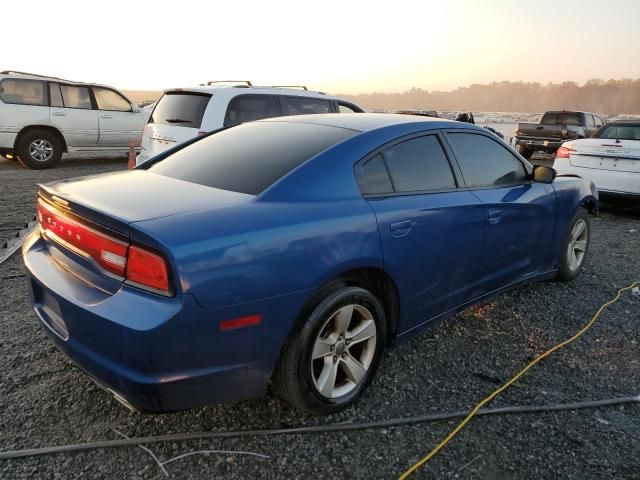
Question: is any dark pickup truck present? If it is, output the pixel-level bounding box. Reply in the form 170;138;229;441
515;111;604;158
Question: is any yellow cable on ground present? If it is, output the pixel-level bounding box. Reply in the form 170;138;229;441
399;280;640;479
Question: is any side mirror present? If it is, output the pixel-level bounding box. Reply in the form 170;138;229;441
533;165;556;184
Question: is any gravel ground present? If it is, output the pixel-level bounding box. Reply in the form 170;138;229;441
1;155;639;479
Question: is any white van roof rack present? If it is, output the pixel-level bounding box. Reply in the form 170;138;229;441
0;70;77;83
205;80;253;87
259;85;309;91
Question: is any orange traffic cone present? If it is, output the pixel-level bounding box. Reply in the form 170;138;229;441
127;140;136;170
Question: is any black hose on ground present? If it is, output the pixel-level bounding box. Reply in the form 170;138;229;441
1;395;638;460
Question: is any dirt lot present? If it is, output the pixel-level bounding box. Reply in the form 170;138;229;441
1;155;639;479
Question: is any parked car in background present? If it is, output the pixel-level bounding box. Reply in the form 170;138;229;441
0;71;146;169
515;111;604;159
554;120;640;198
24;113;597;415
136;81;364;165
396;109;439;118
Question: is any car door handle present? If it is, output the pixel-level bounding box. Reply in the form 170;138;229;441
488;210;502;225
390;220;413;237
99;114;112;119
51;111;66;117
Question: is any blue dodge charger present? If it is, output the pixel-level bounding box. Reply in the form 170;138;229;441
23;114;597;414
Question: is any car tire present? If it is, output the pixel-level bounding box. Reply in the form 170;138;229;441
17;130;63;169
516;144;532;159
556;208;590;281
273;284;386;415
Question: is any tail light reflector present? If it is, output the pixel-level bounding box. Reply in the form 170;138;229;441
556;146;576;159
37;198;171;295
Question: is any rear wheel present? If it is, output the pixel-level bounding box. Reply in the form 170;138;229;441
273;285;386;415
556;208;590;281
17;130;62;169
516;144;532;159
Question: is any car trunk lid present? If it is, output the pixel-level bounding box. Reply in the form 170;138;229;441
568;139;640;173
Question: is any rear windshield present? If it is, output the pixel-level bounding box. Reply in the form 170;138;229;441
541;112;582;126
147;121;357;195
150;91;211;128
595;124;640;141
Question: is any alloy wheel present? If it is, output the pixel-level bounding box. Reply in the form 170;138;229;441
567;218;588;270
310;304;377;399
28;139;54;162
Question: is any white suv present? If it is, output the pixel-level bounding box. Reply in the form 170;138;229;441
0;71;147;169
137;81;364;165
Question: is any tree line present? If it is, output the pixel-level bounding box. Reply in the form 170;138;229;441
340;79;640;114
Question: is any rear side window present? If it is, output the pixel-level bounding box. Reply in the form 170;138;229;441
49;83;64;107
150;92;211;128
93;87;132;112
148;121;356;195
59;85;92;109
284;96;332;115
355;154;393;195
0;79;46;106
447;133;527;187
383;136;456;192
224;94;282;126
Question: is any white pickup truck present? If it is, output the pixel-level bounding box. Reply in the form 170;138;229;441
0;71;147;169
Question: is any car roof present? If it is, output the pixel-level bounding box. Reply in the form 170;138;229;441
260;113;470;133
605;119;640;126
164;85;332;98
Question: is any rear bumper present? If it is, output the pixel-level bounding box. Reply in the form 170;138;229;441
554;158;640;196
22;230;300;412
516;138;563;150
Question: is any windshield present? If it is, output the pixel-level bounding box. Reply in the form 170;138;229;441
595;124;640;141
150;92;211;128
147;121;357;195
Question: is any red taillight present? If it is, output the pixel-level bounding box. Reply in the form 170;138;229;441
37;199;171;295
556;146;576;159
126;246;170;292
38;199;127;276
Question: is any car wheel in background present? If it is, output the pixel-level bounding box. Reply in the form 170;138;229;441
556;208;590;281
516;144;532;159
273;285;386;415
17;130;62;169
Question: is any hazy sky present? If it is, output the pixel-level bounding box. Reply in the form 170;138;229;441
4;0;639;94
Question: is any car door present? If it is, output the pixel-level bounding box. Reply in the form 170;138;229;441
444;130;557;292
49;83;98;147
92;87;145;147
355;132;485;332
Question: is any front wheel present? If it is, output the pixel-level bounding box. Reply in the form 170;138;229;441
556;208;590;281
273;285;386;415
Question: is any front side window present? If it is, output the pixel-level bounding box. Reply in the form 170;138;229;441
383;136;456;192
59;85;92;109
447;132;528;188
285;96;332;115
0;79;46;106
586;115;595;128
93;87;132;112
224;94;282;126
